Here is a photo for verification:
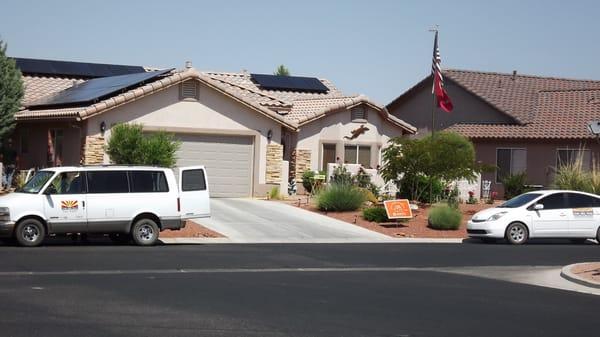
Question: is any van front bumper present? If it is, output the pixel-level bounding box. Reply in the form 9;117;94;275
0;221;16;238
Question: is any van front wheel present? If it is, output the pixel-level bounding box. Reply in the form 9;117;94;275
131;218;159;246
15;219;46;247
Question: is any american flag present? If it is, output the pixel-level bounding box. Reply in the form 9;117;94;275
431;31;453;112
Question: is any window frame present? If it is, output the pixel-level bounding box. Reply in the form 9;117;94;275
495;147;527;184
556;148;591;170
181;169;207;192
128;170;170;193
85;170;130;194
343;144;372;168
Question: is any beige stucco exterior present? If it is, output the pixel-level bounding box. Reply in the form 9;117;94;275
296;105;403;172
83;80;283;192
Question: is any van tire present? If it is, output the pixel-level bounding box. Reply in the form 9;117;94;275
131;218;159;246
15;219;46;247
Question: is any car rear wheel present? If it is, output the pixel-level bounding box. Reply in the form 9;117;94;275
15;219;46;247
131;218;159;246
506;222;528;245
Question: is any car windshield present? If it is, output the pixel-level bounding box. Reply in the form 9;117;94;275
497;192;543;208
15;171;55;194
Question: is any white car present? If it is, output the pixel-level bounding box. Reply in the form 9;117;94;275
0;166;210;247
467;190;600;244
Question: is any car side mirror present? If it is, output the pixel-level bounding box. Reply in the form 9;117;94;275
533;203;544;210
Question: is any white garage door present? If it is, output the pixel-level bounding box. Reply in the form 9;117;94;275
175;134;253;198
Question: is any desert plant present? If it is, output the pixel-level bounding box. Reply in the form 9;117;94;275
330;165;353;185
428;204;462;230
106;123;180;167
399;174;444;203
268;186;281;200
502;172;529;200
362;207;389;223
361;188;379;204
553;154;590;192
316;183;366;211
301;170;316;193
446;185;460;209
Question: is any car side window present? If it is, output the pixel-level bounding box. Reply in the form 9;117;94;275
182;169;206;191
46;172;86;194
537;193;568;210
86;171;129;193
566;193;600;208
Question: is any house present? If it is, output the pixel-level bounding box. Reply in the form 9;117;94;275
387;69;600;198
12;58;415;197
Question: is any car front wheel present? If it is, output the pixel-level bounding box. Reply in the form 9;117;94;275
131;219;159;246
506;222;529;245
15;219;46;247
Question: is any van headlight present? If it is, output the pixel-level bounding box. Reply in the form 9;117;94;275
487;211;508;221
0;207;9;221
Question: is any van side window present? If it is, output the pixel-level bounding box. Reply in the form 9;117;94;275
87;171;129;193
129;171;169;193
182;169;206;191
46;172;86;194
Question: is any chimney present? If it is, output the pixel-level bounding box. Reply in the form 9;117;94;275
185;61;192;69
512;70;517;81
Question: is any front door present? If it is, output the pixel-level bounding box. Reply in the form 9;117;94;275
178;167;210;219
530;193;570;237
43;171;87;234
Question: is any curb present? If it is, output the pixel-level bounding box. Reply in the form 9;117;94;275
560;263;600;289
159;237;465;244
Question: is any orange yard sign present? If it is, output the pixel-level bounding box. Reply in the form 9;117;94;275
383;199;413;219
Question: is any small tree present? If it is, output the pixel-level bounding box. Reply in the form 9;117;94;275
106;123;180;167
274;64;290;76
0;40;24;140
381;131;479;202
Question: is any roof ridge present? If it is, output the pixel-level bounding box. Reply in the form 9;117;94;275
538;87;600;93
292;95;362;102
447;68;600;83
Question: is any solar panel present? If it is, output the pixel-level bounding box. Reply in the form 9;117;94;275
27;69;173;108
13;58;146;78
251;74;329;93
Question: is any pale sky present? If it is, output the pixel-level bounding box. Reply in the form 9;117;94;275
1;0;598;104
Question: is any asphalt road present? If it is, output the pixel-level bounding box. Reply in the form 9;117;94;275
0;241;598;337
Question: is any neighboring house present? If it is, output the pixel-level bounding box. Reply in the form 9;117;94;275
387;69;600;197
12;58;415;197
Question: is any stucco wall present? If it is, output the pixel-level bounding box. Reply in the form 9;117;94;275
474;139;600;198
388;79;514;134
14;122;82;169
86;80;283;186
296;105;405;171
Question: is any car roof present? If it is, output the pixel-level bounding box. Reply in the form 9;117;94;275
526;189;600;198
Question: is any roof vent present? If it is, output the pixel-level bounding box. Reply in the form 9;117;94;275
512;70;517;81
185;61;192;69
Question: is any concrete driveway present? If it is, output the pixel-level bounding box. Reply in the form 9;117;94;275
194;198;392;243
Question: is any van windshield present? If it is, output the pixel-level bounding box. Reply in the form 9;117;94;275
16;171;55;194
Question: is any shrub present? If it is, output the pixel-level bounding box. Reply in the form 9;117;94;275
428;204;462;230
446;185;460;209
330;166;353;185
302;170;315;193
268;186;281;200
553;156;589;192
399;175;444;203
106;123;180;167
363;207;389;223
361;188;379;204
316;183;366;211
502;172;528;200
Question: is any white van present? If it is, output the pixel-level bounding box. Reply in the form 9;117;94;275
0;166;210;247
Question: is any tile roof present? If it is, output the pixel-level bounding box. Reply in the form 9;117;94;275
17;68;416;133
447;89;600;139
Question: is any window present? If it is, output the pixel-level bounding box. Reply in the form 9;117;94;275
566;193;600;208
496;148;526;183
351;106;367;121
46;172;85;194
344;145;371;167
557;149;591;170
86;171;129;193
182;169;206;191
537;193;568;210
129;171;169;193
49;129;64;166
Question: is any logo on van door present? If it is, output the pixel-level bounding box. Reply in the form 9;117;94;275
61;200;79;211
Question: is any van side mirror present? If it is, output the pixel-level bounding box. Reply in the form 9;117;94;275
533;203;544;210
44;185;57;195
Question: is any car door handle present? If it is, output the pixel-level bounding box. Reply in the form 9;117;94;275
559;212;566;217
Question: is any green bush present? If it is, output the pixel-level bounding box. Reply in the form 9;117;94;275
553;157;589;192
428;204;462;230
316;183;366;211
399;175;444;203
269;186;281;200
362;207;389;222
330;166;353;185
502;172;528;200
302;170;315;193
106;123;180;167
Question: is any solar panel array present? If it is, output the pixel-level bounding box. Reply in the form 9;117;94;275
27;69;173;108
251;74;329;93
14;58;146;78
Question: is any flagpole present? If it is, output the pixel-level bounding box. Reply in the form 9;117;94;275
428;26;438;205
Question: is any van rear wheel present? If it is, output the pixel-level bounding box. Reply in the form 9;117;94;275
15;219;46;247
131;219;159;246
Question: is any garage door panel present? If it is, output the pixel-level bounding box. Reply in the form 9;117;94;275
175;134;253;198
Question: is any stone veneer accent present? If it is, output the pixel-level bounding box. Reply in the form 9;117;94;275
291;149;311;181
265;144;283;184
80;136;105;165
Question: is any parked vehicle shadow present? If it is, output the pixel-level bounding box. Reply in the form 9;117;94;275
462;237;599;245
0;234;167;247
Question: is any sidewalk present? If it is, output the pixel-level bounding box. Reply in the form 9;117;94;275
560;262;600;289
